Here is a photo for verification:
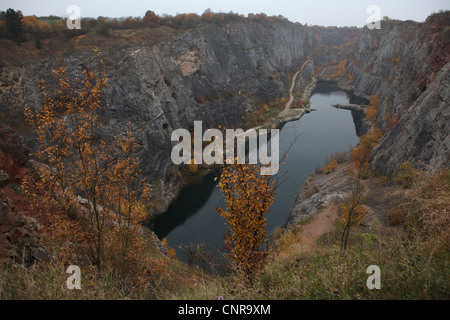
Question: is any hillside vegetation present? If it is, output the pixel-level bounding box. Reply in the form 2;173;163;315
0;9;449;300
1;165;448;299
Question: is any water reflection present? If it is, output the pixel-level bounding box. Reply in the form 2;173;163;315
149;83;361;263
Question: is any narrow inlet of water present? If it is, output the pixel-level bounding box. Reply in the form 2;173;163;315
149;83;361;262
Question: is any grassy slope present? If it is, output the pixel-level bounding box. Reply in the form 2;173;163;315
3;165;447;300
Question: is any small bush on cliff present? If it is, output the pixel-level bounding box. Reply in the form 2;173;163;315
393;161;419;188
365;95;380;126
350;127;383;170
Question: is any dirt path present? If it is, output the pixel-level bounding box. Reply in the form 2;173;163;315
300;205;338;243
280;59;311;112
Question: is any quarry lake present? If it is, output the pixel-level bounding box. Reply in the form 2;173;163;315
149;83;361;262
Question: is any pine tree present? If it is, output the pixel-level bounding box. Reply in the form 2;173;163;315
4;9;25;43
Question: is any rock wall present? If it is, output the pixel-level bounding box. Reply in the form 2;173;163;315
0;125;50;263
344;19;449;174
286;14;449;226
0;20;317;212
0;14;448;217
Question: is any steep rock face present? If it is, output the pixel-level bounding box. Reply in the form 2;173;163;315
286;16;449;226
0;16;448;217
344;19;449;174
0;20;316;212
371;62;449;172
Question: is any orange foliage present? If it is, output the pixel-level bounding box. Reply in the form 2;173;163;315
369;95;380;109
275;229;304;254
365;95;380;125
24;50;151;277
325;159;338;173
351;128;383;169
348;73;355;82
330;59;347;78
366;106;378;125
340;204;367;226
385;112;399;131
216;163;275;279
162;238;178;259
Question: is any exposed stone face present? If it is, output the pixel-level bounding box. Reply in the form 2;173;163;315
0;20;317;212
0;189;50;263
285;17;449;226
370;62;450;174
0;16;448;216
344;21;449;175
283;163;353;227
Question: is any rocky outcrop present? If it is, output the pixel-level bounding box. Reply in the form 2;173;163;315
0;13;448;218
371;61;450;173
0;125;50;264
287;14;449;226
0;189;50;264
0;20;317;213
284;163;353;227
343;17;449;174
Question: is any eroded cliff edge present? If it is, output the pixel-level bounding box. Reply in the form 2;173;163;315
1;13;448;219
1;19;317;213
286;14;449;225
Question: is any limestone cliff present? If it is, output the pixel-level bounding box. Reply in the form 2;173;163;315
0;20;317;212
0;13;448;217
345;17;449;174
285;13;449;225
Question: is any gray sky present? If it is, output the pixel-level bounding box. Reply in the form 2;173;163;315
1;0;449;27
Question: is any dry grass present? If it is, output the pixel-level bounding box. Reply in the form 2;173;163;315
405;168;450;246
1;169;449;300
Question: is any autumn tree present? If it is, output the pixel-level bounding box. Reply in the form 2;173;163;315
350;127;383;170
25;50;151;275
365;95;380;125
393;161;419;188
340;176;367;251
201;8;213;21
216;163;275;280
143;10;161;27
22;15;50;34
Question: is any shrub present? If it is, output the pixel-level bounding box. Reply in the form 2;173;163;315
350;128;383;169
324;159;338;174
393;161;419;188
404;168;450;246
365;95;380;125
302;98;310;107
195;95;207;105
391;57;402;69
387;209;406;225
275;228;304;254
348;73;355;82
162;238;177;259
385;112;399;131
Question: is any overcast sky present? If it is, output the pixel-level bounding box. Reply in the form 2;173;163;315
2;0;449;27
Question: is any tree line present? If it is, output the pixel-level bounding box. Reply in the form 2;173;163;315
0;8;290;44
